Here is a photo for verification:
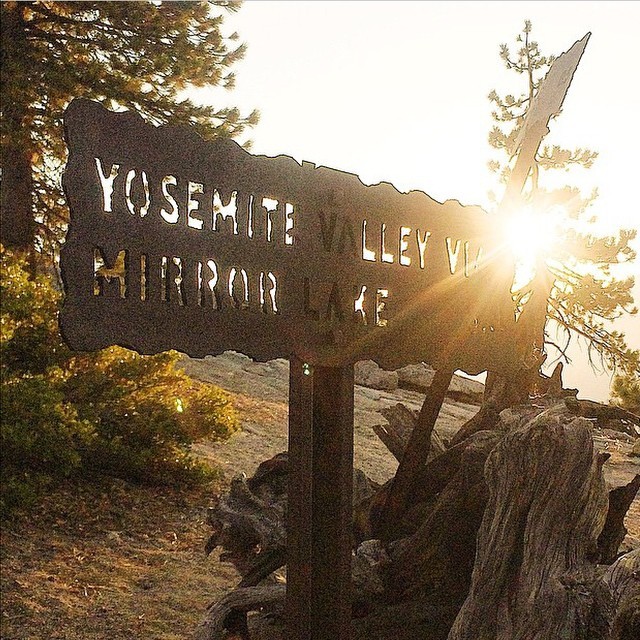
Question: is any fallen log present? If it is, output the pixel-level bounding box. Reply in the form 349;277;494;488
194;584;286;640
447;372;512;447
387;430;502;605
373;403;446;464
565;397;640;435
376;368;453;541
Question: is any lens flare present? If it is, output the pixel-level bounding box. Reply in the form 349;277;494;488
504;204;565;289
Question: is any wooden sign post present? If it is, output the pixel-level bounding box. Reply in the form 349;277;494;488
288;358;354;639
60;99;521;639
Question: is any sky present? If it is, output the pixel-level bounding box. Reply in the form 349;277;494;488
195;0;639;401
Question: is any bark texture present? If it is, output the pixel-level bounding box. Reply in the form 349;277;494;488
448;415;610;640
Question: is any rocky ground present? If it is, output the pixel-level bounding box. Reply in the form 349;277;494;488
184;352;640;505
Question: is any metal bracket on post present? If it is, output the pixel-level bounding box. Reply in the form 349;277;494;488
287;356;354;640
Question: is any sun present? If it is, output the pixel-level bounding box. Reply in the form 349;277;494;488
503;204;565;290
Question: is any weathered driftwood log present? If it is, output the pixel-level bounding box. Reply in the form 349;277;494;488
205;464;287;579
447;414;611;640
598;475;640;564
447;372;513;447
448;362;581;448
602;549;640;639
194;584;286;640
366;435;490;542
386;430;502;606
565;397;640;435
372;403;446;464
376;368;453;541
205;451;379;584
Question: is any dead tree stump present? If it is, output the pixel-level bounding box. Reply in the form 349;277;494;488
603;549;640;639
448;414;610;640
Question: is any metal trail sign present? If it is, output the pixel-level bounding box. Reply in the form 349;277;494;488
60;99;517;374
59;100;516;640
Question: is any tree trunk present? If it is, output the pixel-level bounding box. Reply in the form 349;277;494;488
387;430;502;606
603;549;640;639
1;3;36;252
375;368;452;541
598;475;640;564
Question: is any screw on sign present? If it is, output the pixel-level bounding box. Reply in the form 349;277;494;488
59;34;587;640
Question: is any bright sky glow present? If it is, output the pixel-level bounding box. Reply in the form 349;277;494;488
194;0;639;401
504;205;551;287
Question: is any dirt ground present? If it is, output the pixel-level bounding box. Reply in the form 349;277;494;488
1;352;638;639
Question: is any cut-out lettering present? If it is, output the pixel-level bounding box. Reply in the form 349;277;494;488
446;237;462;275
125;169;150;217
161;256;169;301
262;197;278;242
213;190;238;235
198;259;219;309
259;271;279;313
140;254;148;301
416;230;431;269
399;226;411;266
173;257;186;306
94;247;126;298
362;220;376;262
285;203;295;246
95;158;119;213
247;194;255;239
464;245;483;277
187;182;205;229
381;224;394;264
375;288;389;327
228;267;249;309
160;175;179;224
354;285;367;325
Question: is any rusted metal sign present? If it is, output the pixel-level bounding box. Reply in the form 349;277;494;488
60;99;516;374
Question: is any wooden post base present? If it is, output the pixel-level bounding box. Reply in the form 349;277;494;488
287;356;354;640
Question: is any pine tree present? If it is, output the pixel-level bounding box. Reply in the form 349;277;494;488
0;0;258;260
488;20;638;380
610;350;640;414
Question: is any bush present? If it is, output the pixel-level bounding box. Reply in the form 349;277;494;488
0;375;95;513
65;346;237;485
610;370;640;414
1;246;238;512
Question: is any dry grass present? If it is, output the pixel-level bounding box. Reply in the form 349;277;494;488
1;475;238;640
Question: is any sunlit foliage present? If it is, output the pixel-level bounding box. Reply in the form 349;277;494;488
610;353;640;414
1;0;258;258
1;247;238;514
488;20;638;378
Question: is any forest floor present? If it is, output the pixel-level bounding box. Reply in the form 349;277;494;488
2;353;638;640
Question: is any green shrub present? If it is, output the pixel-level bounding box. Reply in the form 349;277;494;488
65;346;237;485
1;246;238;511
0;375;95;513
610;368;640;414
